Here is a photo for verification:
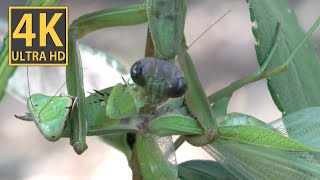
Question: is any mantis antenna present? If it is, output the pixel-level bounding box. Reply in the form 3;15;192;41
188;10;231;49
26;67;69;119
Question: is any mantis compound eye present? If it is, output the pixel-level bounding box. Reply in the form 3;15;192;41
167;77;188;98
130;61;146;87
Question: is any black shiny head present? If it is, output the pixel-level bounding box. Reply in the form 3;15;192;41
167;77;188;98
130;60;146;87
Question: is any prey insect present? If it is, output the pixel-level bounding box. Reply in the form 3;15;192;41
131;57;187;103
106;57;188;119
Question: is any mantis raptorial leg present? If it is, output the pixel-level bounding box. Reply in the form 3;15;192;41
66;0;186;155
146;0;186;60
66;2;147;155
67;36;87;154
169;12;233;147
8;0;186;157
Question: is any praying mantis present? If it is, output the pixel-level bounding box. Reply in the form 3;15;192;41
2;0;320;179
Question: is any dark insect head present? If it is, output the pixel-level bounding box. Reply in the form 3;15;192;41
130;60;146;87
167;77;188;98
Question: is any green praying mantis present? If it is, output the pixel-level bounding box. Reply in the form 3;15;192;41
15;93;76;141
2;0;320;179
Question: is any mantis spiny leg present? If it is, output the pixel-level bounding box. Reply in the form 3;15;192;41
67;3;148;154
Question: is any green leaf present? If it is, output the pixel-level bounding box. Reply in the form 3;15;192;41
178;160;236;180
247;0;320;114
0;34;16;100
28;0;60;6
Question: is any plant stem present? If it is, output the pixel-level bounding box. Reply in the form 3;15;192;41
131;148;143;180
174;136;186;151
130;27;156;180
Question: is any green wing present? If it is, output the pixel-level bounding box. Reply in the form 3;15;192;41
205;139;320;179
27;94;73;141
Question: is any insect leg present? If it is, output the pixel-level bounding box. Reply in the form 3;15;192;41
66;4;148;154
69;4;147;39
177;47;218;145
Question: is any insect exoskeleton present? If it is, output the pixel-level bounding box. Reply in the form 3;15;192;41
15;93;76;142
130;57;187;104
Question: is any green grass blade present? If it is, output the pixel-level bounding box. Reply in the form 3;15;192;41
28;0;60;5
0;34;16;100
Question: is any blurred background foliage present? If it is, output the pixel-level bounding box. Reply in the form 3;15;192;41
0;0;319;179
